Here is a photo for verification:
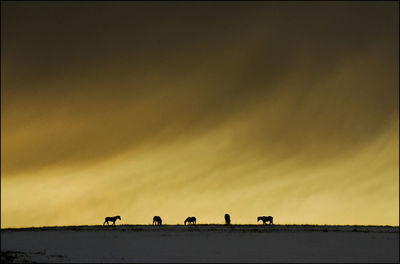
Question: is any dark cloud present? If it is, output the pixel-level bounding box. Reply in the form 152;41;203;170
2;1;398;177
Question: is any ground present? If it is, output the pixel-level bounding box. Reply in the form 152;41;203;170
1;225;399;263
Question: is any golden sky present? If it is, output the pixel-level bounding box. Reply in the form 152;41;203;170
1;1;399;228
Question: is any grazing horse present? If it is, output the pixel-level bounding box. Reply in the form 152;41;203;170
103;216;121;225
257;216;273;225
184;217;196;225
225;214;231;225
153;216;162;226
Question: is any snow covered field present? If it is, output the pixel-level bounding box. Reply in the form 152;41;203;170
1;225;399;263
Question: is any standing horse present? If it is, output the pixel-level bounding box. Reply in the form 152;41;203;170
257;216;273;225
153;216;162;226
225;214;231;225
103;216;121;225
184;217;196;225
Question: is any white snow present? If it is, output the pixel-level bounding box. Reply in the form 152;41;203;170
1;225;399;263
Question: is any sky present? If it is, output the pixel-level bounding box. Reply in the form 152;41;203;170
1;1;399;228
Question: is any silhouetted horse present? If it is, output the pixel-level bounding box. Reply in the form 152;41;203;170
104;216;121;225
184;217;196;225
225;214;231;225
153;216;162;226
257;216;273;225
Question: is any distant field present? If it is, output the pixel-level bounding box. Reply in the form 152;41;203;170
1;225;399;263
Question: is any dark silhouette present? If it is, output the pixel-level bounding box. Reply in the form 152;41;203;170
257;216;273;225
184;216;196;225
224;214;231;225
103;216;121;225
153;216;162;226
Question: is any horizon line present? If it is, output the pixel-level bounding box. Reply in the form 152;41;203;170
2;223;399;230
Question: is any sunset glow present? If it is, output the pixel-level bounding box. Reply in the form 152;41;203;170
1;1;398;228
